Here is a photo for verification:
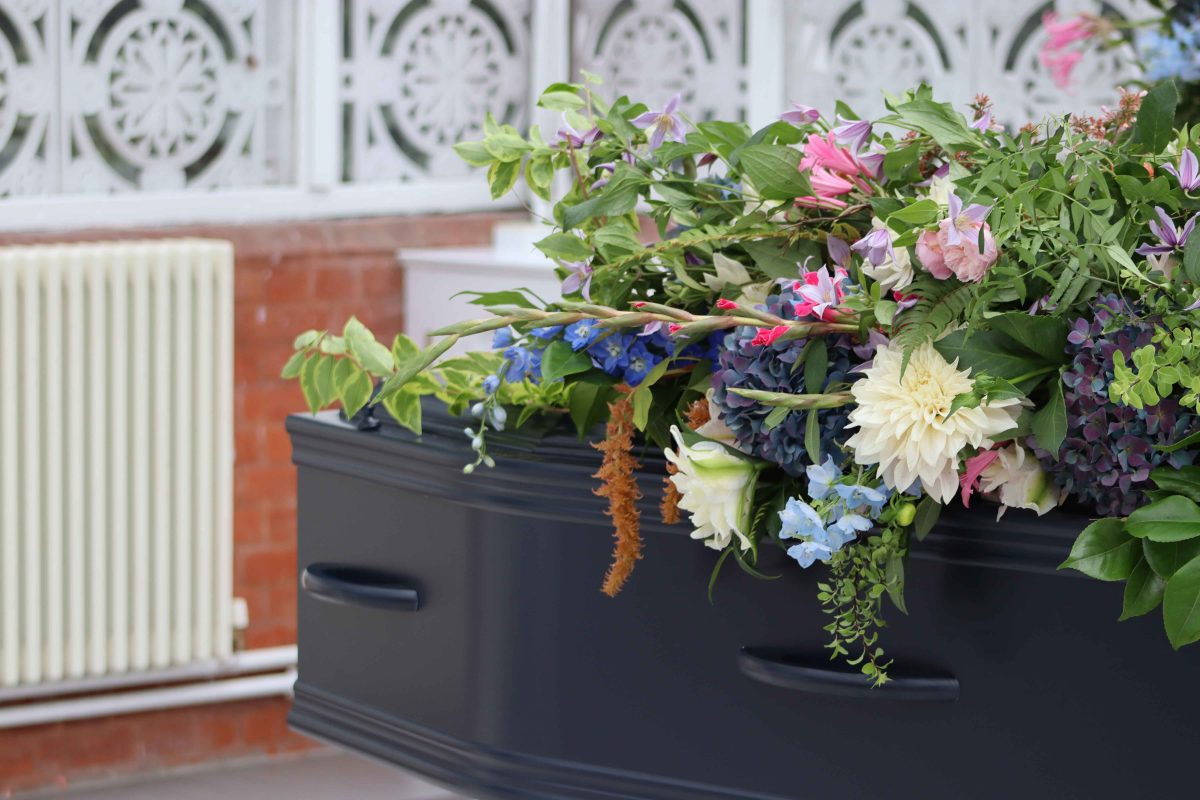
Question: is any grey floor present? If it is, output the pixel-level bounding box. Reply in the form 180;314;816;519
41;751;468;799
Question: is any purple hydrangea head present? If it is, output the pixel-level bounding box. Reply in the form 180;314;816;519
711;284;861;476
1031;294;1199;516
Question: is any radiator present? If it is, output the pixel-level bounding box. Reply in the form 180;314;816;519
0;240;234;689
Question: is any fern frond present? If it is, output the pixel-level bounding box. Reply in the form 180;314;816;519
893;277;978;369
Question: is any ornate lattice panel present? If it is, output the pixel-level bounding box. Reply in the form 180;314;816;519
786;0;1146;128
340;0;532;183
0;1;295;197
571;0;747;122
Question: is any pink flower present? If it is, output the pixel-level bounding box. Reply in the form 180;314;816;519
959;450;1002;509
793;266;848;322
751;325;790;347
799;133;862;175
1039;13;1095;90
716;298;738;310
916;190;999;283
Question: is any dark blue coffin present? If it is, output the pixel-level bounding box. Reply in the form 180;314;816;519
287;403;1200;800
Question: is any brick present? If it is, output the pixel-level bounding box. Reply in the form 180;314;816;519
235;464;296;509
266;507;297;544
241;547;296;586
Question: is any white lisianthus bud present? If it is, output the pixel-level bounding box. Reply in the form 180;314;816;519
664;425;758;551
978;444;1061;519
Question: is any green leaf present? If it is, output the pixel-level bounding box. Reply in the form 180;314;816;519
391;333;420;363
987;313;1069;365
1163;552;1200;649
933;329;1050;384
381;390;422;436
804;409;821;463
293;329;320;350
534;232;592;262
540;340;592;383
743;238;819;280
803;338;828;393
561;166;642;228
280;350;306;380
1031;378;1066;457
1120;556;1166;621
885;199;939;229
538;90;585;112
338;363;374;420
1136;80;1179;154
592;222;643;260
1184;225;1200;284
1144;538;1200;578
1127;495;1200;542
299;353;322;414
456;289;538;309
313;354;337;408
1058;518;1139;581
343;318;394;377
737;144;812;200
912;495;941;541
487;159;521;199
1149;466;1200;503
568;381;612;438
1156;430;1200;454
890;96;978;152
452;140;493;167
631;386;652;431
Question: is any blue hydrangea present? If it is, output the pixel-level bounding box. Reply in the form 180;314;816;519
1138;22;1200;82
1032;295;1199;517
712;285;860;475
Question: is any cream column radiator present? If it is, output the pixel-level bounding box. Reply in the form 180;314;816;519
0;240;234;689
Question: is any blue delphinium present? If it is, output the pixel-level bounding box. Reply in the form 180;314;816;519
565;319;601;351
1031;294;1198;517
712;284;860;476
588;332;633;373
779;458;892;569
502;344;542;382
623;338;662;386
1139;21;1200;83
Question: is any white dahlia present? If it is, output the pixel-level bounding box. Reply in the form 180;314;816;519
665;425;757;551
845;342;1022;503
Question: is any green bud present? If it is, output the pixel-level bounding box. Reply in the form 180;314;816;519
896;503;916;527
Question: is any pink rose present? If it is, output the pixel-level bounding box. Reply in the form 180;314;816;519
915;191;999;283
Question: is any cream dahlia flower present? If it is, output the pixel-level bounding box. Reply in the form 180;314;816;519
978;444;1061;520
664;425;757;551
845;342;1022;503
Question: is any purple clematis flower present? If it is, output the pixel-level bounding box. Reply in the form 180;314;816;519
1135;207;1200;255
780;103;820;127
632;94;687;150
826;235;851;269
557;116;602;148
970;110;994;133
1165;149;1200;192
560;261;593;300
831;118;872;154
943;189;992;247
851;226;893;266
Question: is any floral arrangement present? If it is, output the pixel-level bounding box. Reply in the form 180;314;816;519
285;76;1200;685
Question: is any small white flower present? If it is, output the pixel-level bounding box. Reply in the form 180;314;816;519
928;173;954;208
694;390;740;447
978;444;1061;519
845;342;1022;503
859;218;914;292
664;425;757;551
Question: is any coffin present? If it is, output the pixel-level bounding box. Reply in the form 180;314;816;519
287;402;1200;800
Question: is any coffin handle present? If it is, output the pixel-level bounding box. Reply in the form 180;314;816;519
301;563;421;612
737;647;958;702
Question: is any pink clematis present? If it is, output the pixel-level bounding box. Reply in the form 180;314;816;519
793;266;848;322
1039;13;1095;90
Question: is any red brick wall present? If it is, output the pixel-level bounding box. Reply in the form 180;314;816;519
0;212;517;796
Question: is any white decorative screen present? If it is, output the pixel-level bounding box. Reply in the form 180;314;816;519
339;0;532;183
0;0;293;197
785;0;1144;128
571;0;747;122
